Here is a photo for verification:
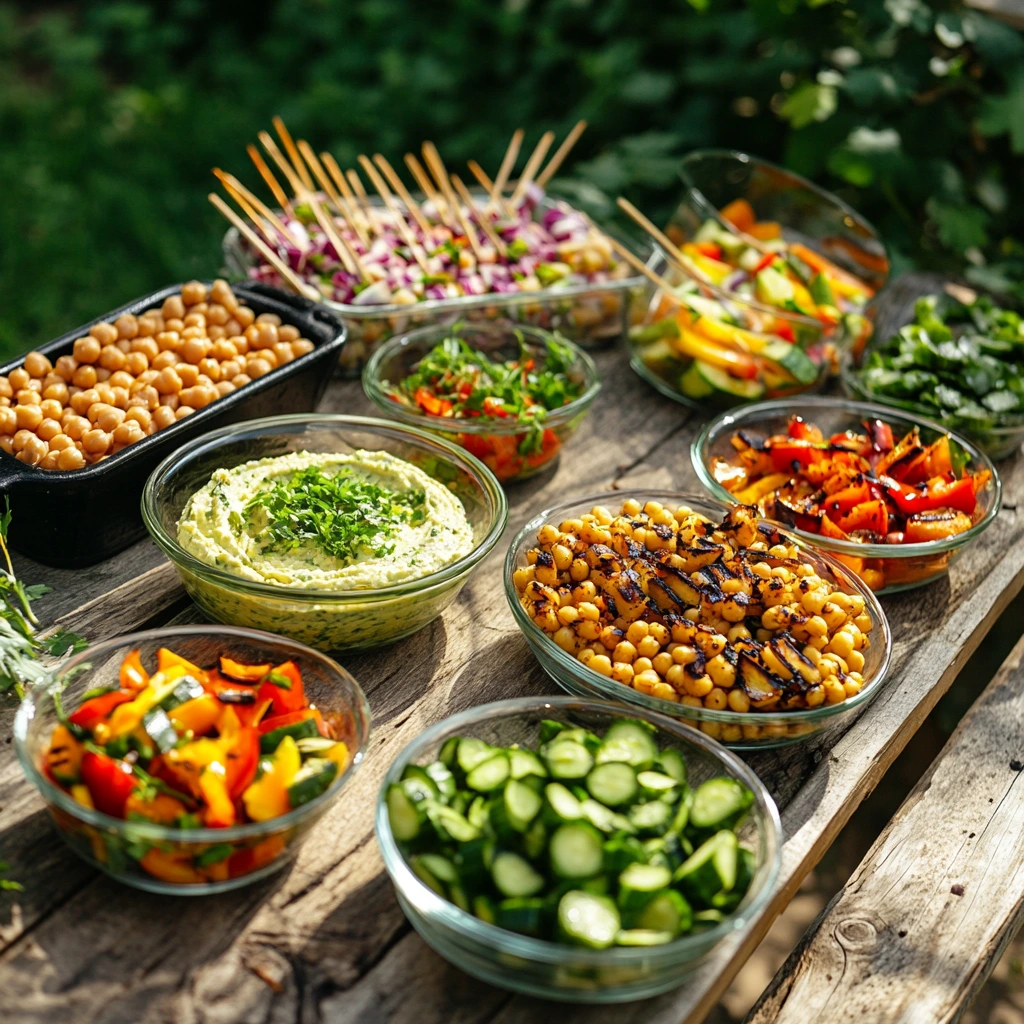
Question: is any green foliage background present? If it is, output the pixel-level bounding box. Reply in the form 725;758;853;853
1;0;1022;360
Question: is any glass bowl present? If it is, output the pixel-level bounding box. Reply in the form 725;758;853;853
374;696;781;1002
142;414;508;651
14;624;371;894
692;397;1001;594
362;320;600;484
504;490;891;749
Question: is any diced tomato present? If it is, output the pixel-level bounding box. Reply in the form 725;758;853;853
838;499;889;537
458;432;494;460
68;689;133;731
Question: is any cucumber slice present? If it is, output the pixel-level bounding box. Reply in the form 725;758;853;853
543;740;594;781
603;834;647;874
465;752;510;793
141;707;178;754
427;804;481;844
401;764;441;799
557;891;621;950
449;882;471;913
628;800;673;836
259;716;319;754
509;746;547;781
549;822;605;879
538;720;567;744
491;851;545;898
761;340;818;385
410;855;447;897
467;795;489;830
586;762;638;807
523;818;548;860
504;779;543;832
670;787;693;835
594;720;658;767
401;774;437;807
637;770;679;801
457;737;496;776
497;897;547;937
809;271;835;306
689;361;765;401
679;360;716;399
657;749;687;787
157;675;205;712
424;761;457;802
712;846;757;911
544;782;584;824
456;836;492;887
617;862;672;914
635;889;693;937
296;736;339;756
580;798;618;833
387;783;424;842
438;736;460;768
473;894;497;925
689;777;754;833
614;928;674;947
693;908;726;927
287;758;338;807
417;853;458;885
674;830;739;905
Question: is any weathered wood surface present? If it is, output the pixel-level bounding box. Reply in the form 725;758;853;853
0;335;1021;1024
747;632;1024;1024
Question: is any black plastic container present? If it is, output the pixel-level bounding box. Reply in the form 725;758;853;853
0;283;346;568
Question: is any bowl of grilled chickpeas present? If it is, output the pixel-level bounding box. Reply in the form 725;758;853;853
505;492;891;749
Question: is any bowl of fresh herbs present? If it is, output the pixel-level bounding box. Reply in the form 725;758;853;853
843;283;1024;460
363;321;601;483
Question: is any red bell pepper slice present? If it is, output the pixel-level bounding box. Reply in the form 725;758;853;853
119;649;150;692
767;440;825;473
256;661;306;717
80;751;137;817
69;689;133;732
880;475;977;516
787;417;824;444
772;320;796;343
753;252;777;274
413;387;452;417
257;707;327;738
838;499;889;537
694;241;722;260
223;727;261;800
822;481;871;519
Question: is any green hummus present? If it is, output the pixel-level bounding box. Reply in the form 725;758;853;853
177;449;474;590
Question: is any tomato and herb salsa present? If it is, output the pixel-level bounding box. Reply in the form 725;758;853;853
44;646;349;882
711;416;991;588
383;331;584;481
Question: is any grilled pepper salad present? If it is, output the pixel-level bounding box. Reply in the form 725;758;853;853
387;718;757;948
381;330;586;481
710;415;992;590
514;501;875;743
43;646;350;884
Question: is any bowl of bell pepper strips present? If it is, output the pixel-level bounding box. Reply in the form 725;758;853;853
363;320;600;483
14;624;371;893
692;397;1000;593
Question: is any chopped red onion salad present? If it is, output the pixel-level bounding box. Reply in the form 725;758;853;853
243;187;627;307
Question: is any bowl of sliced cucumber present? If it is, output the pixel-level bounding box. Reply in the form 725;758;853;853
374;696;780;1002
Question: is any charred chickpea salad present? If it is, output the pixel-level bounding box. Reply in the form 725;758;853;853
379;329;587;481
0;280;315;470
388;717;757;947
514;501;875;741
44;646;350;885
711;415;992;590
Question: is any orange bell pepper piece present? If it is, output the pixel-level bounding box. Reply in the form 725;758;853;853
719;198;756;234
140;849;205;885
156;648;206;682
838;499;889;537
199;769;236;828
119;649;150;692
125;790;189;825
168;693;222;738
219;656;272;682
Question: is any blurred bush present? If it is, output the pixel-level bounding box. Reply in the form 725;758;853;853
0;0;1021;357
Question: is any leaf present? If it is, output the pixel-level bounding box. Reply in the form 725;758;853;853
42;630;89;657
926;198;991;254
779;82;837;129
842;68;908;107
976;69;1024;155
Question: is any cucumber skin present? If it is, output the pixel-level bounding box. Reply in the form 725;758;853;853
259;717;320;754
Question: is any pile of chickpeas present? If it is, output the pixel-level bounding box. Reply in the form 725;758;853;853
513;499;875;743
0;280;315;471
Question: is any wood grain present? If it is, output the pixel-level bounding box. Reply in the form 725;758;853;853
746;632;1024;1024
0;330;1021;1024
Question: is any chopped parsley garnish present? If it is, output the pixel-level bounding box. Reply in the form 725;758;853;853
244;466;426;564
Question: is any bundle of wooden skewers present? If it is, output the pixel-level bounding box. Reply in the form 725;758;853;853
209;117;642;310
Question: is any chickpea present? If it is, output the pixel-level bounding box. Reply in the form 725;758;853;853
215;380;236;397
175;363;200;388
57;446;86;470
209;279;234;305
24;351;52;378
0;377;11;400
16;435;48;466
82;429;112;454
42;382;69;405
38;398;61;421
182;318;206;335
112;420;145;447
235;305;255;328
151;350;177;371
12;428;34;452
48;433;73;452
73;336;102;364
0;436;13;454
34;418;61;442
272;342;294;366
291;339;315;357
131;385;159;411
16;388;40;406
94;367;111;383
95;406;126;433
232;335;250;356
130;337;159;362
96;344;125;373
63;415;90;440
8;367;30;391
69;389;98;415
13;404;42;431
155;367;183;395
95;383;115;405
109;370;133;391
151;406;176;430
211;339;238;362
125;406;151;430
161;295;186;320
231;373;252;388
0;407;15;434
164;317;184;334
123;352;147;377
159;394;180;411
196;358;220;382
175;405;194;420
256;312;282;327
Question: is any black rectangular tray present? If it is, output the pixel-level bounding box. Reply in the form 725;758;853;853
0;282;346;568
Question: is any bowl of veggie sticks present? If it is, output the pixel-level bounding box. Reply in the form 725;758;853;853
14;624;371;893
363;320;600;483
375;696;780;1002
842;280;1024;460
693;397;1000;593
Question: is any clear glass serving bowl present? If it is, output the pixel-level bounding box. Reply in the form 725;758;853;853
14;624;371;894
504;490;892;749
362;320;600;484
223;195;652;376
692;397;1001;594
142;414;508;651
374;696;781;1002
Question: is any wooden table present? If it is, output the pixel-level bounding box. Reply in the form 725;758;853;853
1;333;1022;1024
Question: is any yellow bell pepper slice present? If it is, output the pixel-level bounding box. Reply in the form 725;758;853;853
324;741;350;776
733;472;792;506
99;666;188;741
156;648;206;680
242;736;301;823
674;328;758;378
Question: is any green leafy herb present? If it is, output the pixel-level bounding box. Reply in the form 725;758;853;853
0;861;23;892
244;467;426;565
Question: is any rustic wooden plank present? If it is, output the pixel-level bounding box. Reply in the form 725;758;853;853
746;633;1024;1024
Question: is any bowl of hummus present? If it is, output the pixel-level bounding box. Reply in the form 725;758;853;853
142;414;508;651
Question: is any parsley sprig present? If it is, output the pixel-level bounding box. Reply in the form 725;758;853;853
244;466;426;564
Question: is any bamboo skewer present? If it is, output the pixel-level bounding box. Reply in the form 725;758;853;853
209;192;318;300
259;131;307;198
603;234;678;297
421;142;463;232
467;160;495;193
451;175;506;258
321;153;371;247
536;120;587;189
615;196;696;277
247;144;294;218
508;131;555;209
306;192;365;279
357;155;431;273
346;169;383;236
213;168;299;247
213;173;275;243
374;153;432;237
296;140;343;209
404;152;454;228
273;115;314;192
488;129;523;214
